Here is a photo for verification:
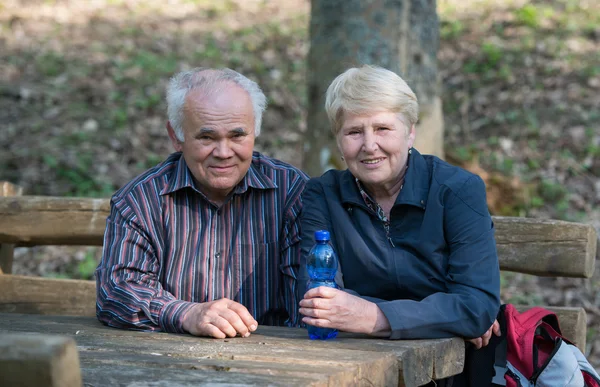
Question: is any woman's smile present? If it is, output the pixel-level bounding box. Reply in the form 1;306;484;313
361;157;386;166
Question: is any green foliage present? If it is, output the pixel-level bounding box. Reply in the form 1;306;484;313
36;52;66;77
538;179;567;202
464;41;505;75
515;5;541;28
482;42;503;67
452;146;476;162
500;272;544;306
77;249;99;280
440;20;465;40
529;195;545;208
506;292;544;306
487;136;499;146
131;50;178;79
137;153;164;170
45;150;116;198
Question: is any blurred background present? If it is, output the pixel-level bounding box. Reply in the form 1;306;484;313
1;0;599;366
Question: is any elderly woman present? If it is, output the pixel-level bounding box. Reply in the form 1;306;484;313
298;65;500;354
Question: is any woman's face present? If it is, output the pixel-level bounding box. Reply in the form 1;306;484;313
337;111;415;191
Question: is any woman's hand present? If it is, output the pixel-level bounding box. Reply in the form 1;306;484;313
467;319;500;349
299;286;391;336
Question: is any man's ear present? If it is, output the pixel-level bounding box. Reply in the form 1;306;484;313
167;122;183;152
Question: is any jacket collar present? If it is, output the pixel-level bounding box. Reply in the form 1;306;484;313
339;148;431;209
160;152;277;196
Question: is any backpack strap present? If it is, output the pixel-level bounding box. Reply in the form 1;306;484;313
492;305;508;386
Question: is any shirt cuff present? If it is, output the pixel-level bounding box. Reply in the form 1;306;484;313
377;301;403;340
159;300;196;333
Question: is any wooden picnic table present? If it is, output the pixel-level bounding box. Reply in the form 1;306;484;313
0;312;464;386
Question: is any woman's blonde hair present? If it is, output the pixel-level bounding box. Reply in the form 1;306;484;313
325;65;419;135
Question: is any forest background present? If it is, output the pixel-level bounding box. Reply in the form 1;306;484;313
1;0;599;368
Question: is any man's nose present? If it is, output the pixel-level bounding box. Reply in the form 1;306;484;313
213;140;234;158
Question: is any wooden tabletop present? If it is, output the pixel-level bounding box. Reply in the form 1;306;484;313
0;313;465;386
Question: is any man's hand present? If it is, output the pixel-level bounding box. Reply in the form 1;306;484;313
299;287;391;336
182;298;258;339
468;319;501;349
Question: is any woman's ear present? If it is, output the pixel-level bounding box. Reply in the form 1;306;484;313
407;124;416;149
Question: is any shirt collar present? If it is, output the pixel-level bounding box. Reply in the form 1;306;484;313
233;152;278;194
160;152;277;196
340;148;431;209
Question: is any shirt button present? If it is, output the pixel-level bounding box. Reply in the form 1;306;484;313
215;252;221;259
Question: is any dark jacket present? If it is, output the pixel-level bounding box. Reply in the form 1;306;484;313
299;149;500;339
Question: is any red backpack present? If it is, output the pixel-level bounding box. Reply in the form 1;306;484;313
493;304;600;386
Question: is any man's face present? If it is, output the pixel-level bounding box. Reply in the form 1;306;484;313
170;83;256;205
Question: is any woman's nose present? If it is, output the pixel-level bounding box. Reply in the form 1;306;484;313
362;131;378;153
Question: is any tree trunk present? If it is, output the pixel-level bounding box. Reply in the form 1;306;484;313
305;0;443;177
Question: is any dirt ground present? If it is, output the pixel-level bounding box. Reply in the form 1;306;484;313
1;0;599;368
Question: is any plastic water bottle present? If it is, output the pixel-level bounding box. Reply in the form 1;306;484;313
306;230;338;340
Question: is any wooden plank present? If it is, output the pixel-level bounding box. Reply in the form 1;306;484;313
77;350;398;386
515;305;587;351
0;313;462;386
81;364;319;386
0;181;23;274
495;216;597;278
0;196;109;246
0;197;597;279
0;315;400;386
77;350;384;384
0;199;596;280
57;332;400;386
0;275;96;316
0;333;82;387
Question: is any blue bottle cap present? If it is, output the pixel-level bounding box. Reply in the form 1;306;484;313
314;230;330;241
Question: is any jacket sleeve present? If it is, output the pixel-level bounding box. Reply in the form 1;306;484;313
279;174;308;327
377;175;501;339
297;179;346;298
95;197;195;333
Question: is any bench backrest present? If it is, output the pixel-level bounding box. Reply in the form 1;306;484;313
0;190;596;349
0;195;596;277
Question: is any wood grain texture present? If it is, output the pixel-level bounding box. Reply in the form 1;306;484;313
0;181;22;274
0;275;96;316
0;196;109;246
494;216;597;278
0;333;82;387
0;313;465;386
1;198;595;279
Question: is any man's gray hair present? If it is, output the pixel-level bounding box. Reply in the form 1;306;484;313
166;68;267;141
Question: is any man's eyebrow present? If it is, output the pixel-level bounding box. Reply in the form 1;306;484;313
230;128;248;135
198;128;216;135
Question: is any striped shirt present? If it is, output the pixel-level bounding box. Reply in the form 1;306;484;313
96;151;308;333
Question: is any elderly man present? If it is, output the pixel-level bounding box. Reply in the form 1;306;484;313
96;68;308;339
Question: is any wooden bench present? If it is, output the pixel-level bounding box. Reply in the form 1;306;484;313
0;333;82;387
0;181;596;351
